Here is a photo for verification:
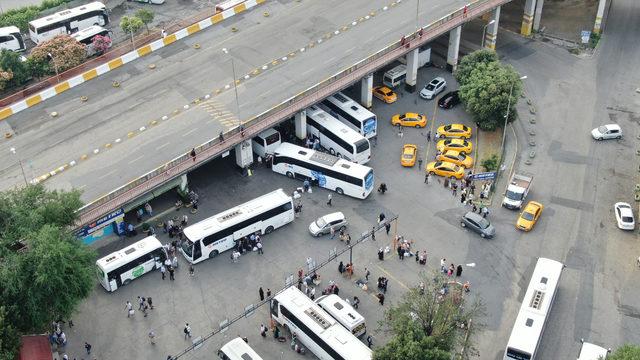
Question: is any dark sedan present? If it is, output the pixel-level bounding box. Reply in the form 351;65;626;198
438;91;460;109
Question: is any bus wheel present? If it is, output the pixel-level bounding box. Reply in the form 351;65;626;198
123;279;131;286
286;172;294;178
335;187;344;195
337;153;343;158
329;148;336;155
265;226;274;234
209;250;219;259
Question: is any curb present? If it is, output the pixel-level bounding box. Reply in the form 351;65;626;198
0;0;267;122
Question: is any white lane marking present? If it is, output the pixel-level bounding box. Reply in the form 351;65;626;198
98;169;117;180
182;128;199;137
156;142;172;151
128;154;145;164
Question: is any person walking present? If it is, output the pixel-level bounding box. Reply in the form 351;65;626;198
257;240;263;254
330;226;335;239
259;287;265;301
147;297;154;310
260;324;267;337
148;330;156;345
184;323;192;339
424;172;430;184
266;288;272;298
189;264;195;277
378;248;384;261
482;206;489;218
338;261;344;274
160;264;166;280
385;222;391;235
138;296;146;310
440;258;446;273
371;227;376;241
190;148;196;162
364;267;370;281
310;286;316;300
125;301;134;318
84;342;92;355
461;193;466;204
327;194;332;206
444;177;450;188
353;296;360;309
377;293;385;305
426;130;431;142
366;334;373;348
168;266;175;281
142;302;149;317
145;203;153;217
456;264;463;277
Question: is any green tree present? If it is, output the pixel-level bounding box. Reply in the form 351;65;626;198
0;184;94;359
457;60;523;131
454;49;499;86
0;49;30;87
120;16;144;48
135;8;155;33
608;344;640;360
374;272;485;360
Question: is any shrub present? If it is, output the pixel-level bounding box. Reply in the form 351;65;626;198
29;35;86;74
91;34;112;55
481;154;499;172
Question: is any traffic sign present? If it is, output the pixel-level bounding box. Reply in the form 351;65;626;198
468;172;496;181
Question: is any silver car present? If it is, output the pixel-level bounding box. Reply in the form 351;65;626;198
309;212;348;237
461;212;495;238
420;77;446;100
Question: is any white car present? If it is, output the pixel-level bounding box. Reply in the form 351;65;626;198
614;202;635;230
309;212;347;237
591;124;622;140
419;77;446;99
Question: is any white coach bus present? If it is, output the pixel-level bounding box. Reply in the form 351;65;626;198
71;25;111;56
96;236;167;292
271;287;372;360
503;258;565;360
315;294;367;337
306;105;371;164
29;2;109;44
271;142;374;199
218;337;264;360
179;189;294;264
320;92;377;139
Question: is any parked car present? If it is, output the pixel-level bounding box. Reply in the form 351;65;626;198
516;201;544;231
461;212;495;238
437;90;460;109
614;202;635;230
372;86;397;103
591;124;622;140
401;144;418;167
436;123;471;139
436;138;472;154
426;161;465;179
420;77;446;99
391;113;427;128
436;150;473;168
309;212;348;236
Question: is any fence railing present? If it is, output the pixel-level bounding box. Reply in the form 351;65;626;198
77;0;511;228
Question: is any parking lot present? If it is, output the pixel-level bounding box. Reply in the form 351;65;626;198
57;61;512;360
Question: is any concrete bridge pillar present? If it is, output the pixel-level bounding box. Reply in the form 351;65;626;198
360;74;373;108
533;0;544;31
593;0;607;34
521;0;536;36
295;110;307;140
446;26;461;72
404;48;419;93
484;6;501;50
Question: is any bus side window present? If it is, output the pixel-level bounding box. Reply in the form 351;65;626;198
193;241;202;260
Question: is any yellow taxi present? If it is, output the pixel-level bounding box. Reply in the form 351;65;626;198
436;150;474;168
425;161;465;180
516;201;544;231
391;113;427;128
372;86;397;104
400;144;418;167
436;124;472;139
436;138;473;154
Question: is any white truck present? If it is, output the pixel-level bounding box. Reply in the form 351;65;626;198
502;172;533;210
398;46;431;68
577;339;610;360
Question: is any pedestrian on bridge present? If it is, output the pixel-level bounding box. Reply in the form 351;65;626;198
190;148;196;162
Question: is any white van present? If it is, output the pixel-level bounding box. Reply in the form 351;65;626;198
0;26;25;52
577;339;610;360
383;65;406;88
315;294;366;337
252;128;281;158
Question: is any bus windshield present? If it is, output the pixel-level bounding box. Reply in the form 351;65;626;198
355;139;369;153
181;240;193;257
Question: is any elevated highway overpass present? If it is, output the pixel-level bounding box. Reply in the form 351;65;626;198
0;0;510;228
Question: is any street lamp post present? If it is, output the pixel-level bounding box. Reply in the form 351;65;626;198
222;48;241;131
499;75;527;166
9;147;28;186
47;52;60;82
481;19;496;48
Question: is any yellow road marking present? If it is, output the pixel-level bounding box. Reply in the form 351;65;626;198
424;96;439;167
375;264;410;290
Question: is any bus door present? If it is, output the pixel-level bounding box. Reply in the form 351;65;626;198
193;241;202;260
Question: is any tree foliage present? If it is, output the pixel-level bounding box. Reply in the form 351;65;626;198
91;34;112;55
608;344;640;360
0;306;19;360
0;50;29;88
0;0;74;31
454;50;523;131
0;185;95;359
29;35;86;74
374;273;485;360
121;15;144;47
0;70;12;92
135;8;155;33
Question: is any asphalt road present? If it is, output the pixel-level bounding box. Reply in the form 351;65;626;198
0;0;470;202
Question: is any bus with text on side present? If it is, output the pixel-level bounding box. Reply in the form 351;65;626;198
96;236;167;292
0;26;25;52
28;2;109;45
319;92;377;140
271;142;374;199
315;294;367;338
179;189;294;264
503;258;565;360
271;286;373;360
71;25;111;56
218;337;264;360
305;105;371;164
